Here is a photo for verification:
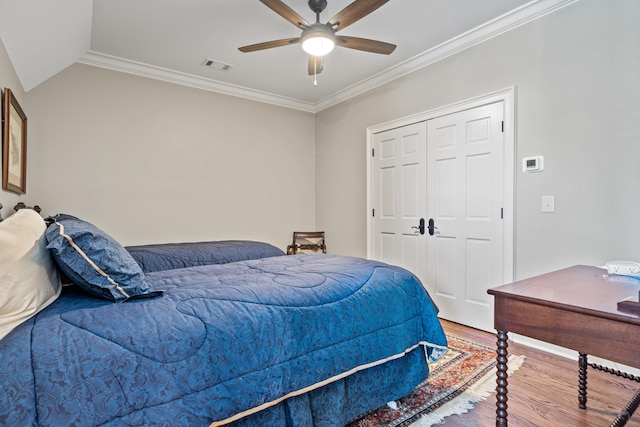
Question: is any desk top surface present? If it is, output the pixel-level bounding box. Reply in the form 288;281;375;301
488;265;640;324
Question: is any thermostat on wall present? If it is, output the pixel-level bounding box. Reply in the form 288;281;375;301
522;156;544;172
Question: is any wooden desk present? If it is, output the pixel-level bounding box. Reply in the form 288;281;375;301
488;265;640;426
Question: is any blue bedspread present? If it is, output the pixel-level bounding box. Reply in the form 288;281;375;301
0;255;447;426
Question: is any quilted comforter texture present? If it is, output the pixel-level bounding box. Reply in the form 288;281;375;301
0;254;447;426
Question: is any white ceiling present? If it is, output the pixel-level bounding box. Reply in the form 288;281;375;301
0;0;578;112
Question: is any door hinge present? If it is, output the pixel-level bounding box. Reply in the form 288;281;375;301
501;208;504;219
501;121;504;133
371;148;375;157
372;209;375;217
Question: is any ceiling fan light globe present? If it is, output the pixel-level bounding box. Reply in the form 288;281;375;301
302;35;335;56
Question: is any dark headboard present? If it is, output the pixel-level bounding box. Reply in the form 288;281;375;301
13;202;42;214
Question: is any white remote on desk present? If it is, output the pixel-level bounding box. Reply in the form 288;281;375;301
605;261;640;277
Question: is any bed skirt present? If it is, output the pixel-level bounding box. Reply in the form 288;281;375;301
226;345;429;427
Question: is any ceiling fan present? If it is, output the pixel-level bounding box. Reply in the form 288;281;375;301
238;0;396;76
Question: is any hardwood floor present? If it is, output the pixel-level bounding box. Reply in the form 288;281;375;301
439;319;640;426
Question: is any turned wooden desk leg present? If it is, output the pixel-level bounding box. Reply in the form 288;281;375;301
611;387;640;427
579;353;588;410
496;329;509;426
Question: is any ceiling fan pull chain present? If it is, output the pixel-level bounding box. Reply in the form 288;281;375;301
314;59;318;86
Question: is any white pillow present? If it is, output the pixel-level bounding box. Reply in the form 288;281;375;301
0;209;62;340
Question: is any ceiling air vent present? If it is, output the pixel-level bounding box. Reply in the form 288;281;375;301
201;58;233;71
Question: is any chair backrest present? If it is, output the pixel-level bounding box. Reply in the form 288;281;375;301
287;231;326;255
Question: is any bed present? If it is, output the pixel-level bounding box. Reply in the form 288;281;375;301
0;209;447;426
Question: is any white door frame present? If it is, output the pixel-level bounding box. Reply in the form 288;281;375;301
366;86;516;286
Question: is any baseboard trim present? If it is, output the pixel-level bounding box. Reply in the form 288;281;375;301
511;333;640;377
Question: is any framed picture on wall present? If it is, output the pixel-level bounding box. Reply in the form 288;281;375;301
2;88;27;194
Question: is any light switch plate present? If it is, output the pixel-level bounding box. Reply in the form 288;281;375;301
541;195;555;213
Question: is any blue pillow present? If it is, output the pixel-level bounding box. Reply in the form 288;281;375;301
45;214;159;302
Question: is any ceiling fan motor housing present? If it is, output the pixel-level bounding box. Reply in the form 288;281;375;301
301;23;335;40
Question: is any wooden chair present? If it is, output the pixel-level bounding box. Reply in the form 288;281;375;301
286;231;326;255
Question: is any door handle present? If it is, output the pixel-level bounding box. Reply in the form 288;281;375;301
411;218;425;235
428;218;437;236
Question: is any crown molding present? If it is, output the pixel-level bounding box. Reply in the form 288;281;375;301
78;0;581;114
77;52;317;113
314;0;582;111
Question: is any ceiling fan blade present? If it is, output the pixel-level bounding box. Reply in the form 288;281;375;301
328;0;390;32
238;37;300;53
260;0;310;30
336;36;396;54
308;55;323;75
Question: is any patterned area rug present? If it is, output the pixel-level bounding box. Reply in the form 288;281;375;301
347;336;525;427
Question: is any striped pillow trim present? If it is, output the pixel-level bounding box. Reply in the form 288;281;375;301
52;220;130;299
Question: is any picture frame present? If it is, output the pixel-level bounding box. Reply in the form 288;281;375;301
2;88;27;194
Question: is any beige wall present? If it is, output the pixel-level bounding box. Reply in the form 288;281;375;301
26;64;316;249
316;0;640;279
0;39;27;219
4;1;639;278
